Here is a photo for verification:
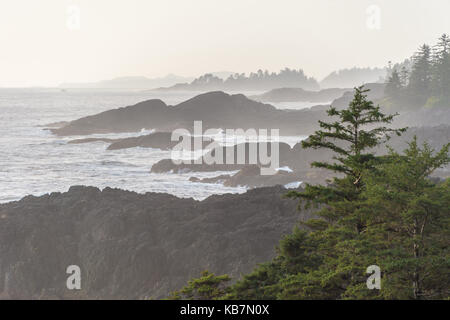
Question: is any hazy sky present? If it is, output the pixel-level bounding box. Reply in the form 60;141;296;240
1;0;449;87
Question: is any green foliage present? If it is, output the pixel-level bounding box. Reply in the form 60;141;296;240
167;271;231;300
228;89;448;300
431;34;450;107
385;69;403;102
226;228;323;300
227;139;449;300
361;138;450;299
172;87;449;300
385;34;450;109
287;86;405;228
408;44;433;106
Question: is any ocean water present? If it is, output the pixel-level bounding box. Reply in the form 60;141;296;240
269;101;332;110
0;89;308;203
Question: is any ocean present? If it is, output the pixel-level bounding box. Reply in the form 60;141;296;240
0;89;311;203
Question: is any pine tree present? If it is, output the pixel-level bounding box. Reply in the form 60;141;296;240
408;44;433;106
362;139;450;299
167;271;231;300
385;69;403;102
400;66;410;87
277;87;407;299
430;34;450;107
287;86;405;232
227;139;449;300
227;228;323;299
172;87;448;301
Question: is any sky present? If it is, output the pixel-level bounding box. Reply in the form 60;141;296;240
1;0;449;87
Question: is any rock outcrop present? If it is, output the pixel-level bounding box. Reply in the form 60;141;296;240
50;91;325;136
52;99;170;136
190;165;307;188
150;142;295;173
107;132;211;151
150;140;335;184
153;125;450;187
0;185;311;299
49;89;449;140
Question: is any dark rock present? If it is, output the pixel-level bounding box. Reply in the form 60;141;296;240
50;91;325;136
0;185;313;299
107;132;211;151
150;142;293;173
223;166;297;188
52;99;169;136
49;89;450;139
182;125;450;188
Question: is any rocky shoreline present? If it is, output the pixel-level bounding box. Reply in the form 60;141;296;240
0;185;313;299
49;91;327;136
64;124;450;189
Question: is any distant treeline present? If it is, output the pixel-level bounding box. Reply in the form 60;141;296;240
386;34;450;109
319;67;386;89
162;68;320;91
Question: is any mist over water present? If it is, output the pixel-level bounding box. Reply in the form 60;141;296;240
269;101;333;110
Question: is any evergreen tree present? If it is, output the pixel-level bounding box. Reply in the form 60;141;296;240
408;44;433;106
227;228;323;300
400;65;410;87
167;271;231;300
277;87;406;299
227;90;448;300
383;35;450;108
385;69;403;102
226;139;449;300
227;87;407;300
288;86;405;231
361;139;450;299
430;34;450;107
174;70;449;301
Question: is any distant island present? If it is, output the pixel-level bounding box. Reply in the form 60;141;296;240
59;74;194;90
57;68;389;92
319;67;387;88
155;68;320;92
